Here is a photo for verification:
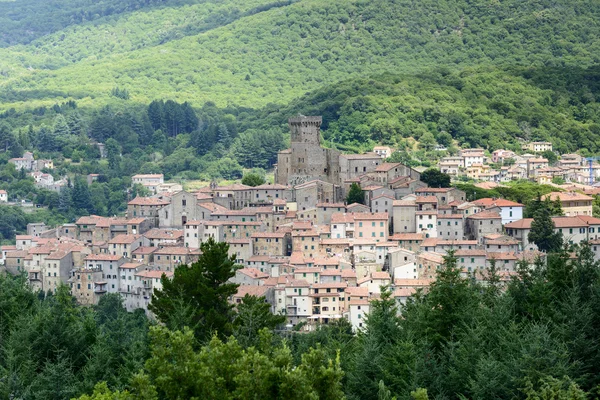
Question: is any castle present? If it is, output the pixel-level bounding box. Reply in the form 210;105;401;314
275;116;341;186
275;116;420;193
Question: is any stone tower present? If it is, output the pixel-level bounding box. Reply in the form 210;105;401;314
275;116;341;186
288;116;322;145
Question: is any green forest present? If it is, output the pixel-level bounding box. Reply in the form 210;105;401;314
2;237;600;399
1;0;600;397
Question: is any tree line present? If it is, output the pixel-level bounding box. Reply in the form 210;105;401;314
1;235;600;398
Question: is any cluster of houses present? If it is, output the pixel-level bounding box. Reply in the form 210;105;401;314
9;151;67;191
2;119;600;331
437;143;600;185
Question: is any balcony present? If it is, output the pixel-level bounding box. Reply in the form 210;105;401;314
94;282;108;294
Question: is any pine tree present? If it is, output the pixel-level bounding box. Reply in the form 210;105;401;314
71;177;93;214
346;183;364;205
528;207;563;253
149;237;240;341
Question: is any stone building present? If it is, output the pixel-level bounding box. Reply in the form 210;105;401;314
275;116;340;186
275;116;419;195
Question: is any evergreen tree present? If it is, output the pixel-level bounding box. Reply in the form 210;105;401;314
71;176;94;215
346;183;364;205
52;114;70;137
105;138;121;174
232;294;286;348
0;122;15;152
147;100;165;133
149;237;240;342
217;122;230;146
420;168;451;188
528;207;563;253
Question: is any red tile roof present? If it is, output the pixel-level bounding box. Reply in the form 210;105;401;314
128;197;170;206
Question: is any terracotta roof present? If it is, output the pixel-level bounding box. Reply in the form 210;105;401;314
372;271;391;280
120;262;144;269
466;210;501;220
313;257;341;266
247;255;272;262
143;229;183;240
237;268;269;279
390;233;425;241
362;185;384;191
486;252;518;260
108;234;141;244
312;282;348;289
132;174;163;179
372;194;395;201
132;247;157;255
394;278;434;287
214;184;252;191
320;269;342;276
416;196;438;203
472;198;523;207
552;217;590;228
252;183;288;190
292;221;313;230
128;197;169;206
85;254;123;261
76;215;105;225
393;286;417;298
345;286;369;296
575;215;600;225
46;250;70;260
415;188;453;193
542;192;593;202
292;230;320;237
418;252;444;263
393;200;417;206
347;203;370;210
374;163;401;172
331;213;355;224
198;203;228;213
341;269;357;279
136;270;174;279
234;285;270;298
353;212;388;220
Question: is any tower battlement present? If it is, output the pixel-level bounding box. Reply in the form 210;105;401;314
289;116;322;144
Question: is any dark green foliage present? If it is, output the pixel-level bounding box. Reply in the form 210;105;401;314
232;294;286;348
241;172;266;187
528;207;564;253
346;183;364;205
420;168;451;188
149;237;240;342
147;100;198;137
0;279;149;400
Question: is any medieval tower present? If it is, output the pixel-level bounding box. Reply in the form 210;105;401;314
275;116;341;186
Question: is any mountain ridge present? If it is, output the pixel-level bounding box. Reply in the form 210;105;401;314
1;0;599;111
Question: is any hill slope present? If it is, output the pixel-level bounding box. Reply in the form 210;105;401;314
1;0;600;110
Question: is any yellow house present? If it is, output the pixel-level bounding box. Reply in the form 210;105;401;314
542;192;593;216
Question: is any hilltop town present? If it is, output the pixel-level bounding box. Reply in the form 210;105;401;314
3;116;600;332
